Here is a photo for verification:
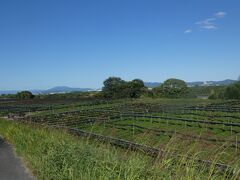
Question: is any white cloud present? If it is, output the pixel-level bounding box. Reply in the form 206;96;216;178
184;29;192;33
184;11;226;33
215;11;227;18
195;18;217;30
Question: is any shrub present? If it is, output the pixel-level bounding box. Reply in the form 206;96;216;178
16;91;35;99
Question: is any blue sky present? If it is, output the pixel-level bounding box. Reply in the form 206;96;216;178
0;0;240;90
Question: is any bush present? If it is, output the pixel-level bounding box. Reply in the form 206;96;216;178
16;91;35;99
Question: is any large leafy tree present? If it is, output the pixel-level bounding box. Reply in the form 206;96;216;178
128;79;145;98
102;77;146;99
234;81;240;89
16;91;35;99
102;77;126;98
163;78;187;90
209;81;240;100
224;81;240;99
103;77;125;92
154;78;188;98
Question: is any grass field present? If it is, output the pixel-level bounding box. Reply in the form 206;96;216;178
0;98;240;179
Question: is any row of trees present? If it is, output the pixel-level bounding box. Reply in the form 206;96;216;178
8;77;240;100
152;78;190;98
13;78;191;100
101;77;191;99
1;91;36;100
101;77;146;99
12;91;96;100
209;81;240;99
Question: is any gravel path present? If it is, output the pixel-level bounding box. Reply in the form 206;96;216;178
0;138;34;180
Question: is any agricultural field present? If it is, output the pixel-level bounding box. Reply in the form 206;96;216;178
1;98;240;179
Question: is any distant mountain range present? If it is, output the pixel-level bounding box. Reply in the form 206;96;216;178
43;86;94;94
0;79;238;95
187;79;237;87
144;82;162;88
0;86;95;95
144;79;237;88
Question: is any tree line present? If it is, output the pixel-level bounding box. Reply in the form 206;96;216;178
99;77;191;99
99;77;147;99
2;77;240;100
92;77;240;100
209;81;240;99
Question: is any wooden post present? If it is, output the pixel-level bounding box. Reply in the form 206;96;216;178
236;136;238;151
133;117;135;137
104;118;106;129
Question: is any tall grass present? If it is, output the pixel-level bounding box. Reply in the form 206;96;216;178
0;119;239;180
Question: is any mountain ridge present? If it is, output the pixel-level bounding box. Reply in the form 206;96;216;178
144;79;237;88
0;86;95;95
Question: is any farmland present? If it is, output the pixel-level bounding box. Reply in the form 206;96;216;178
0;98;240;179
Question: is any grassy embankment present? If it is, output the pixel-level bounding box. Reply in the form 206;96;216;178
0;119;239;179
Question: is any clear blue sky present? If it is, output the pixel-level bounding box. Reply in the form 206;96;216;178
0;0;240;90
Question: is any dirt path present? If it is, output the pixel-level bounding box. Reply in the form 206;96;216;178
0;138;34;180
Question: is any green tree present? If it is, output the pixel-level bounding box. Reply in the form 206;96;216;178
103;77;125;92
128;79;145;98
16;91;35;99
153;78;188;98
224;82;240;99
163;78;187;89
102;77;126;98
235;81;240;89
209;81;240;100
102;77;146;99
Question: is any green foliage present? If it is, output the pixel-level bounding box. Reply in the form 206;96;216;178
16;91;35;99
35;91;97;100
102;77;126;98
163;78;187;89
128;79;146;98
189;86;224;97
0;120;237;179
224;81;240;99
209;81;240;100
0;93;16;99
102;77;146;99
153;78;189;98
236;82;240;89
